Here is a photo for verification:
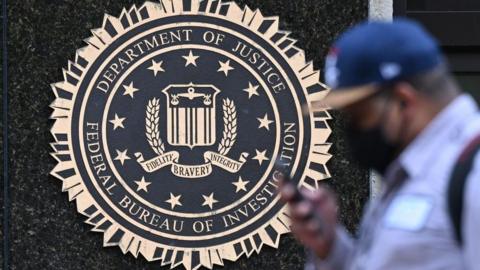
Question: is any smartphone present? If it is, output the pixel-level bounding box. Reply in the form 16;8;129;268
275;159;317;222
274;159;301;200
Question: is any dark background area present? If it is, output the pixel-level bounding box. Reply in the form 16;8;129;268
394;0;480;101
1;0;369;269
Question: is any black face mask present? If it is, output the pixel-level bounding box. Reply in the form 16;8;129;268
345;124;398;175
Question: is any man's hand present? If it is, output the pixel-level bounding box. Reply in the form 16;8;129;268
280;185;338;259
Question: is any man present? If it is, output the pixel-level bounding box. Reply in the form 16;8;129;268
281;19;480;269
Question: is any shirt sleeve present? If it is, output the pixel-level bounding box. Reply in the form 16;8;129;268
464;154;480;270
304;227;354;270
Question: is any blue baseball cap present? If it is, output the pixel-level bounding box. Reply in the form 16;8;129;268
322;18;444;108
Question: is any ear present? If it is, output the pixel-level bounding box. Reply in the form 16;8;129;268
392;82;418;110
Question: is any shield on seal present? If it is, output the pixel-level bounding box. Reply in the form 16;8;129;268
162;83;221;148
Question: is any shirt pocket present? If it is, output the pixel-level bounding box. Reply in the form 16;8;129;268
382;195;434;232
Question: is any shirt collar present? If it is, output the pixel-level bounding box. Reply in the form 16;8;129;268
398;94;479;178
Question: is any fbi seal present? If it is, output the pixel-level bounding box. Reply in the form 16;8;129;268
50;1;331;269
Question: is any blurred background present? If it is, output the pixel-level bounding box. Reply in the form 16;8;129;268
394;0;480;102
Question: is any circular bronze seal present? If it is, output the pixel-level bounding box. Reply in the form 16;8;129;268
50;1;331;269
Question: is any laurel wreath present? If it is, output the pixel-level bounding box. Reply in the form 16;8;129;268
146;98;165;155
145;97;236;156
218;98;237;156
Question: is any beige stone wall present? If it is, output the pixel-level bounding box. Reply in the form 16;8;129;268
368;0;392;197
369;0;393;21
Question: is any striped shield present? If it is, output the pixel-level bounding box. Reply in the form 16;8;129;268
162;84;220;148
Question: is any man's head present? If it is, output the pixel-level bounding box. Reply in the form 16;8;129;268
322;19;461;174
